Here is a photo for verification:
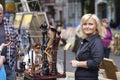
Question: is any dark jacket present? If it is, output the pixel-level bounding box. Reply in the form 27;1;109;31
75;34;104;80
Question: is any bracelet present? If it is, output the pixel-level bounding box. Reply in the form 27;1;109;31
77;62;80;67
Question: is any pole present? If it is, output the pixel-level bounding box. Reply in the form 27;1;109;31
20;0;30;12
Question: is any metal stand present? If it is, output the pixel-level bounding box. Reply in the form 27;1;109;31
23;24;66;80
23;50;66;80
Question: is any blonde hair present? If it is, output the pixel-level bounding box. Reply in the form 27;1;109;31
0;4;3;10
77;14;104;39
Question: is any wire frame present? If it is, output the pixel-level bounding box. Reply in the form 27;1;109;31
29;12;49;31
36;12;49;28
29;12;49;43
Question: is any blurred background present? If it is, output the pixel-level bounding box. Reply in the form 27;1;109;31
1;0;120;80
0;0;120;29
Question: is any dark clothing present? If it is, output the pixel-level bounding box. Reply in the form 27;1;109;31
0;22;7;80
75;34;104;80
1;47;7;57
72;35;82;53
102;27;112;58
104;47;111;58
3;17;20;70
1;17;20;80
4;64;16;80
0;23;6;44
0;22;6;56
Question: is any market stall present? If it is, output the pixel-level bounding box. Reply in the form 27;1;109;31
13;12;66;80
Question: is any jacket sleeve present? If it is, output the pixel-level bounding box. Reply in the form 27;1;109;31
13;24;20;51
87;39;104;70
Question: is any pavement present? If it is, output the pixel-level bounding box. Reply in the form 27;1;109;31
57;46;75;72
110;53;120;69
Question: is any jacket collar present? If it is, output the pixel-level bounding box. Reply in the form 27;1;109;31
84;34;99;42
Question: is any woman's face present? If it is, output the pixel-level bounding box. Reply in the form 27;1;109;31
102;22;108;28
82;18;97;36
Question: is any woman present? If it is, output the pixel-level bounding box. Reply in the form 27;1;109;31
70;14;104;80
102;19;112;58
0;42;11;80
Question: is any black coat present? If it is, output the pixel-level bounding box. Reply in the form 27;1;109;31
75;34;104;80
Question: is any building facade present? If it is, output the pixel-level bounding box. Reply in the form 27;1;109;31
1;0;120;28
95;0;115;23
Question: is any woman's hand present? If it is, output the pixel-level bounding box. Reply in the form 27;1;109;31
70;60;88;68
70;60;80;68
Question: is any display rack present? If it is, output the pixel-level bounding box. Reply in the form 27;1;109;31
14;12;66;80
23;50;66;80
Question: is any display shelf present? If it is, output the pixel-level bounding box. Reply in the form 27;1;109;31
24;72;66;80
